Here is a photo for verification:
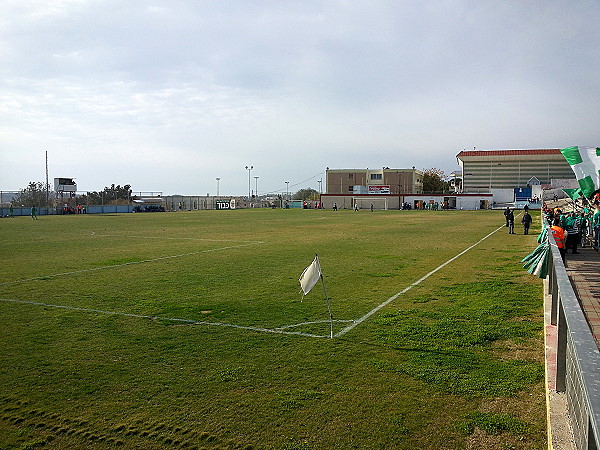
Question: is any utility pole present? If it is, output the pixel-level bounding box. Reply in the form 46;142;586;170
45;151;49;210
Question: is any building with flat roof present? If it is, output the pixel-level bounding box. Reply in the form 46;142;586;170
325;168;423;195
322;167;491;210
456;149;574;192
319;192;492;210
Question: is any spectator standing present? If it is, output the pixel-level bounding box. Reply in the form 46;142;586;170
579;210;591;247
503;206;511;227
521;211;532;235
593;204;600;251
563;212;581;254
507;208;515;234
550;217;567;262
31;206;37;220
554;207;562;218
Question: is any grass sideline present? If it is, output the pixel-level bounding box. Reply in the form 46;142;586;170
0;209;546;449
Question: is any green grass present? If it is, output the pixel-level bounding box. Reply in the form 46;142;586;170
0;209;546;448
459;411;531;435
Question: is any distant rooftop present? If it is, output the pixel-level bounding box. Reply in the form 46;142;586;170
457;149;561;158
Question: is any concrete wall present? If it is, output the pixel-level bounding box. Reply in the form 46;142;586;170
491;189;515;203
320;194;492;210
320;194;400;210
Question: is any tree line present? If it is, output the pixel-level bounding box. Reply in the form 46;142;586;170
10;182;132;207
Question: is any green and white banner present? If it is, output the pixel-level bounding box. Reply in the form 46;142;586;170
560;146;600;198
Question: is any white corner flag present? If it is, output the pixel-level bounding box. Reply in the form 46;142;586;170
560;146;600;198
299;255;322;296
298;254;334;338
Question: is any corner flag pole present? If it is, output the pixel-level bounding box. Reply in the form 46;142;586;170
318;262;333;339
299;254;334;338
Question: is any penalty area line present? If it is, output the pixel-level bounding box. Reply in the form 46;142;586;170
0;298;331;339
334;223;507;338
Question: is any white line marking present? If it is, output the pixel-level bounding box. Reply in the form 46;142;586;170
334;223;506;338
0;298;331;339
0;241;264;286
0;222;510;340
90;232;262;243
275;319;355;330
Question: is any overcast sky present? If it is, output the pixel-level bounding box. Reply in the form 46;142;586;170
1;1;599;196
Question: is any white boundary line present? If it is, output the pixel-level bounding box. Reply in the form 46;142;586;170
334;223;506;338
0;298;331;339
275;319;355;330
89;232;262;243
0;240;264;286
1;223;507;339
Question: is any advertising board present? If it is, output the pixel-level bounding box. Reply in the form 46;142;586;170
216;199;236;210
368;185;390;194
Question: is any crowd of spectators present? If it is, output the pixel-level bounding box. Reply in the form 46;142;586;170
544;192;600;260
60;204;86;214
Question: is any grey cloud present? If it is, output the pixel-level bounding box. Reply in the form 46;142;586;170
2;0;600;194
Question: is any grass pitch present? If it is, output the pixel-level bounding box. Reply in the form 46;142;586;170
0;209;546;449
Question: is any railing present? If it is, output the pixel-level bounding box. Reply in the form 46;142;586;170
546;232;600;450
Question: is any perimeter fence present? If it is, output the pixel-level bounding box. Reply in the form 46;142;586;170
547;230;600;450
0;205;134;216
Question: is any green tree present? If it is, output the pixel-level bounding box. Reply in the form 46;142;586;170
293;188;319;201
83;184;132;205
450;176;462;192
422;168;449;193
13;181;52;207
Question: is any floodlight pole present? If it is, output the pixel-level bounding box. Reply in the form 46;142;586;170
245;165;253;200
45;150;49;210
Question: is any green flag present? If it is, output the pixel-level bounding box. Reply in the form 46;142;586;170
562;188;582;200
560;146;600;198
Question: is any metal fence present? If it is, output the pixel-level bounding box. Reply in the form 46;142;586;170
0;205;135;217
0;207;52;217
547;233;600;450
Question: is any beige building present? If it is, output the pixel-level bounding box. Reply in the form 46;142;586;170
325;168;423;195
320;192;492;210
456;149;573;193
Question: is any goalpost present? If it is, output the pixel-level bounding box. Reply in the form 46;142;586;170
353;197;388;210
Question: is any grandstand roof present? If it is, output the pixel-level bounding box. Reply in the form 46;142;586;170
457;149;561;158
